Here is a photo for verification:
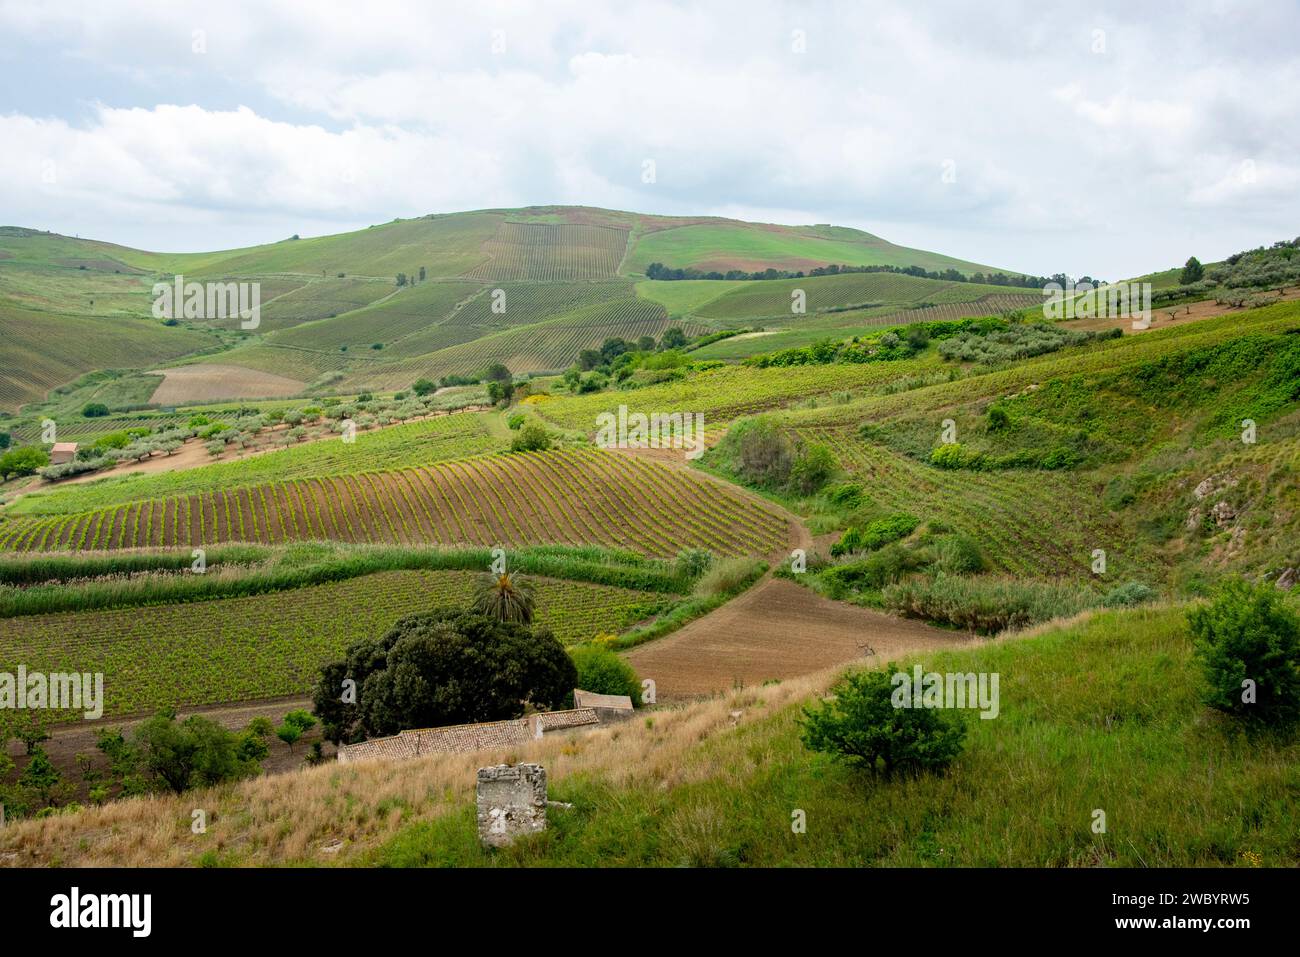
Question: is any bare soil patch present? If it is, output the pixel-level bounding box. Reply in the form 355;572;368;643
1065;288;1300;335
626;577;971;698
147;364;306;404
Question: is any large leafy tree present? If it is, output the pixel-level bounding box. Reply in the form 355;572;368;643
313;609;576;743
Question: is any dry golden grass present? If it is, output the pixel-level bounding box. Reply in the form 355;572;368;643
0;668;838;868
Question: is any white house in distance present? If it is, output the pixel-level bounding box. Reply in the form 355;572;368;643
49;442;78;465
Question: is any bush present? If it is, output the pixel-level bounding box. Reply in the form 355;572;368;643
507;412;526;430
823;482;865;508
831;513;919;556
821;544;917;595
1102;581;1156;608
925;533;985;575
569;645;641;705
1189;580;1300;726
81;402;110;418
801;669;966;777
510;422;551;453
789;442;837;495
312;609;576;743
0;446;51;480
674;548;713;578
412;379;436;396
715;416;793;489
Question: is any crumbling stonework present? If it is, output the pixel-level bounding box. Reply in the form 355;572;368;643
476;763;547;848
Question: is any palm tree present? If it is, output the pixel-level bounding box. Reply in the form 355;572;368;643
472;571;536;624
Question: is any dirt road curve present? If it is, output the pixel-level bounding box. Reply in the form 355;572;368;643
625;577;972;698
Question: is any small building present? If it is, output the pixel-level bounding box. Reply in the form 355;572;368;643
49;442;78;465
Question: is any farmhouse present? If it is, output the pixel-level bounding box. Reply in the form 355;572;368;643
49;442;78;465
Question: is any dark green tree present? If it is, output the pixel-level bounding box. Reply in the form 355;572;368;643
313;610;576;742
801;669;966;777
1180;256;1205;284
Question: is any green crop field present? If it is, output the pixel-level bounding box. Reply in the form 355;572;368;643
0;447;792;557
624;222;1000;276
463;221;630;281
269;279;482;350
0;301;218;412
0;570;665;722
8;411;501;518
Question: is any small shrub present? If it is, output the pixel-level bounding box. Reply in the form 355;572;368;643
507;412;526;430
510;422;551;453
1189;580;1300;726
674;548;713;578
1102;581;1156;608
801;669;966;777
569;645;641;705
81;402;110;418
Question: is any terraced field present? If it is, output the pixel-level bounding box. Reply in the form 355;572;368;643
463;222;630;281
0;448;792;557
444;280;631;329
0;570;664;722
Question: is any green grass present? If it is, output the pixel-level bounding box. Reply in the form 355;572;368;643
369;604;1300;867
634;279;746;316
0;569;668;721
624;222;1003;277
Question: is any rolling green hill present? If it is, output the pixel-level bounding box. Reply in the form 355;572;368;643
0;207;1032;412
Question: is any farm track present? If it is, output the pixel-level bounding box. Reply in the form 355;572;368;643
625;577;971;698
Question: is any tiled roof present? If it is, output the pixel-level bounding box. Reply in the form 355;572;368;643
573;689;635;711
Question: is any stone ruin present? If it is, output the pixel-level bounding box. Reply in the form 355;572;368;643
476;763;548;848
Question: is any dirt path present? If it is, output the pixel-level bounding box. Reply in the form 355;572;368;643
626;577;971;698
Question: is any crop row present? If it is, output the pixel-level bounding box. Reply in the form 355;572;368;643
462;222;630;282
0;570;664;722
0;447;792;558
798;425;1144;580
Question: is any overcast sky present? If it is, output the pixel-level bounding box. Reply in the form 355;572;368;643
1;0;1296;278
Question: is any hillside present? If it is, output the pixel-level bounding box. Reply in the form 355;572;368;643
0;207;1032;415
4;604;1296;867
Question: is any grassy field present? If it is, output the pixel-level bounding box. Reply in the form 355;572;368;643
7;603;1297;866
624;222;1001;276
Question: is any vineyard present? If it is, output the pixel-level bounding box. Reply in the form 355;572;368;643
443;280;632;329
693;272;1028;320
0;447;793;557
253;276;397;332
10;411;501;518
0;570;665;722
0;302;217;413
532;357;938;431
356;296;689;387
269;279;482;351
463;222;630;281
796;425;1148;580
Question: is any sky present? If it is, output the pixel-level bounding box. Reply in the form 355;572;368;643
0;0;1296;279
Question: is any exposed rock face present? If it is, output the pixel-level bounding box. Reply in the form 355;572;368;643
1278;568;1297;591
476;763;547;848
1209;501;1237;527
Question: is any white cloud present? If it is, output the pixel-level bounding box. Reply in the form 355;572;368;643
0;0;1297;276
